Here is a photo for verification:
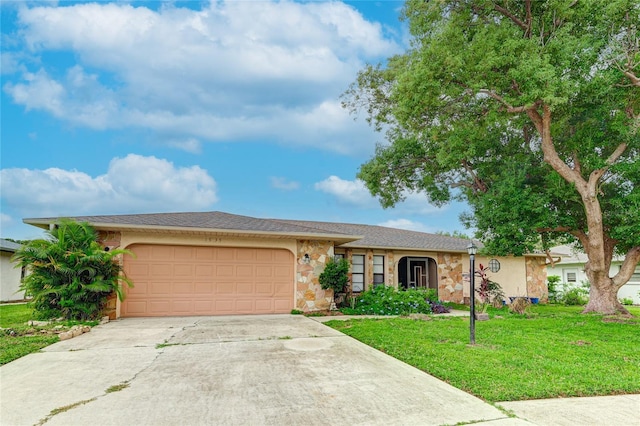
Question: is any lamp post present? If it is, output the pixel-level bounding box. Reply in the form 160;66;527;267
467;242;477;345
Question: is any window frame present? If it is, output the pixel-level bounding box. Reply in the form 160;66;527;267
351;254;365;293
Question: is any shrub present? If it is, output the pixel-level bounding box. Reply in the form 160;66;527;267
319;258;350;292
561;287;589;306
475;264;505;312
547;275;562;303
619;297;634;306
13;220;133;320
342;286;432;316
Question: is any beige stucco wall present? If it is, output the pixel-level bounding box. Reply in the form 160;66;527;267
461;255;547;302
1;252;25;302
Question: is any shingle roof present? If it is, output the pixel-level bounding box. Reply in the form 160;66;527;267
274;219;471;251
24;211;474;252
0;239;22;252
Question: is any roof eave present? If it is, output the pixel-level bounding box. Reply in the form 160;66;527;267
23;218;362;245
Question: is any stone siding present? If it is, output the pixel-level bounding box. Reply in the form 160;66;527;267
437;253;464;303
526;257;548;301
295;240;334;312
386;251;395;286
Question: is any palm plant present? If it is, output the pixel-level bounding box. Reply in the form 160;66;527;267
13;220;133;320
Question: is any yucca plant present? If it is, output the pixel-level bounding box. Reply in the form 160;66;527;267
13;220;133;320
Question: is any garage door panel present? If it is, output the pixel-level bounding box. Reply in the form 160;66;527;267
274;266;291;277
236;282;255;294
255;299;272;311
150;264;172;277
256;266;273;277
174;247;194;259
216;282;235;295
151;246;172;259
172;281;194;294
216;250;234;261
255;283;273;294
194;300;213;313
195;265;213;277
274;299;291;311
214;300;235;314
123;245;294;317
171;300;193;314
236;265;253;276
148;300;171;314
216;265;234;277
236;249;256;262
194;282;213;294
195;247;215;260
124;301;148;315
174;264;193;276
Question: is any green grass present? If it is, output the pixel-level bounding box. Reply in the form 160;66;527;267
1;304;59;365
326;305;640;402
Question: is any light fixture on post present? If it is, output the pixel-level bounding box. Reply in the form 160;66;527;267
467;242;477;345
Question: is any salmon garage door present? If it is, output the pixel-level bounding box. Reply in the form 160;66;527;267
122;244;294;317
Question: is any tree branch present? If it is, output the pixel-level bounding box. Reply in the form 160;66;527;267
623;71;640;87
492;3;528;33
478;89;532;113
605;142;628;166
612;246;640;288
587;143;628;191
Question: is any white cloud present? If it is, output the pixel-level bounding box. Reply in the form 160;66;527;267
167;138;202;154
314;175;376;207
314;175;448;214
270;177;300;191
377;219;436;233
1;213;14;228
0;154;217;217
4;1;400;154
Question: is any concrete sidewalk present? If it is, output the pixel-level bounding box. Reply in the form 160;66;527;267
496;394;640;426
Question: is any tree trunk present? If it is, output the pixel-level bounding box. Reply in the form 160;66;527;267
529;105;635;316
582;272;630;316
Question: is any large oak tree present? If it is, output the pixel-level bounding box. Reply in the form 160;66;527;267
343;0;640;314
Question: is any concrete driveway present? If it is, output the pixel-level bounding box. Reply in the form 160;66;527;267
1;315;514;426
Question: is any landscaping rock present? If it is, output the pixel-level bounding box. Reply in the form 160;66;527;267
58;331;73;341
28;320;50;326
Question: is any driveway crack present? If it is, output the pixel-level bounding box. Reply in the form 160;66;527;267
34;327;179;426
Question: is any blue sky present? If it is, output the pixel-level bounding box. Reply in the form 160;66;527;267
1;0;468;240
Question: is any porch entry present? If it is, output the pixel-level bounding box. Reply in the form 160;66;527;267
398;257;438;290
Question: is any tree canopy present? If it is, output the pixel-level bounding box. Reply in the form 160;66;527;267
343;0;640;314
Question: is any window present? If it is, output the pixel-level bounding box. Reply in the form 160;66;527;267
373;255;384;287
352;255;364;292
334;253;344;261
564;269;578;283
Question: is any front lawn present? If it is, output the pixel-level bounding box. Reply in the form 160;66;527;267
0;304;59;365
326;305;640;402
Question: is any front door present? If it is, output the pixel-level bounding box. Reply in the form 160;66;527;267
398;257;437;290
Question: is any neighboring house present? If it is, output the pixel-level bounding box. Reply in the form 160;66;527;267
547;245;640;305
24;211;548;319
0;239;26;302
